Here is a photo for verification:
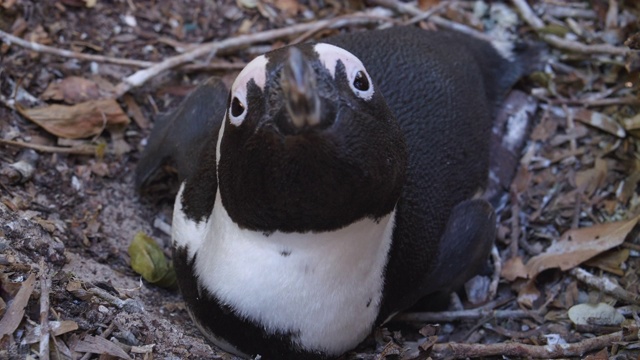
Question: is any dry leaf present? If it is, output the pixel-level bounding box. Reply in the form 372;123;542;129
0;273;36;338
584;248;630;276
575;157;608;197
501;256;528;281
622;113;640;139
122;94;150;129
74;335;133;360
525;216;640;278
572;108;626;138
584;348;609;360
270;0;300;15
568;303;624;326
42;77;102;104
22;320;79;344
18;99;130;139
418;0;440;10
517;280;540;308
66;280;93;301
616;171;640;204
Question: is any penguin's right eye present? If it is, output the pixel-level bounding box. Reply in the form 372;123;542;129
231;97;245;117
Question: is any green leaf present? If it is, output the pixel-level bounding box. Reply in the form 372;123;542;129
128;232;177;289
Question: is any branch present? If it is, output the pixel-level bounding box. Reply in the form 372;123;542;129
114;14;393;97
509;0;630;56
543;34;630;56
510;0;544;29
0;139;97;155
0;30;153;68
392;308;537;323
39;261;51;360
570;267;640;305
367;0;493;42
430;331;622;358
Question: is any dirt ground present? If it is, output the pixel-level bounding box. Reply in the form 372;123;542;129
1;0;640;359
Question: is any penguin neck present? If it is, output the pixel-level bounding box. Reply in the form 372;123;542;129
186;188;396;355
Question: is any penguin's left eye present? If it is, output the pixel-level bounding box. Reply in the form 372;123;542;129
353;71;370;91
348;68;374;101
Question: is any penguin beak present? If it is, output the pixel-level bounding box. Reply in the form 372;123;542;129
280;47;321;130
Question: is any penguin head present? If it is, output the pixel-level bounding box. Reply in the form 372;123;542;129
216;43;407;233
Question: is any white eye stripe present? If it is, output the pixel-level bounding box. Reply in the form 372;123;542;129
313;43;374;101
229;55;269;126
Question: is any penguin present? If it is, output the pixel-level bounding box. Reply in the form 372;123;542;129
136;26;534;359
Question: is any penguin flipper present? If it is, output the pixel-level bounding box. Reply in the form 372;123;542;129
425;199;496;294
135;77;228;190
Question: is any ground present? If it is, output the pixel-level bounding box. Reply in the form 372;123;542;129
0;0;639;359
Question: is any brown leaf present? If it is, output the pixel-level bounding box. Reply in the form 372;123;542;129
22;320;79;344
18;99;130;139
74;335;132;360
525;216;640;278
517;280;540;308
573;108;626;138
501;256;528;281
575;157;608;197
584;248;630;276
270;0;300;15
122;94;150;129
42;77;102;104
583;348;609;360
0;273;36;338
418;0;440;10
616;171;640;204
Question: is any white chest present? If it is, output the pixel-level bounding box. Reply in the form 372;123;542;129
172;184;395;356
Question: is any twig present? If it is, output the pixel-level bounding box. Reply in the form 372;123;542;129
543;34;630;56
114;14;391;97
430;331;622;358
0;30;153;68
39;260;51;360
87;286;144;313
510;0;544;29
291;15;400;44
392;308;536;323
509;0;630;56
367;0;493;42
570;267;640;305
0;139;97;155
489;246;501;299
404;1;449;25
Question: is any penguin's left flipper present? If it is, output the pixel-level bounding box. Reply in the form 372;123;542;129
135;77;228;190
426;199;496;294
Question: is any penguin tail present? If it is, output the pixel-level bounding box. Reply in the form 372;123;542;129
135;77;228;192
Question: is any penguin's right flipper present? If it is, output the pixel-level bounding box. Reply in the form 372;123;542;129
135;77;228;190
425;199;496;294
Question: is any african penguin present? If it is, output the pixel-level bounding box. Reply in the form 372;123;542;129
136;26;534;360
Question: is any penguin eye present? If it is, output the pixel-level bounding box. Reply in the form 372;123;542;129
353;71;370;91
231;97;245;117
228;94;248;126
348;68;374;101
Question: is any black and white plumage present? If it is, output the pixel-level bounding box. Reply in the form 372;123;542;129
137;26;533;359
